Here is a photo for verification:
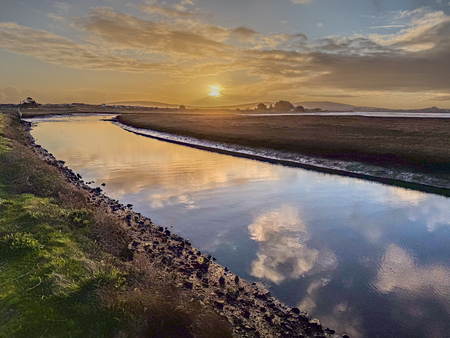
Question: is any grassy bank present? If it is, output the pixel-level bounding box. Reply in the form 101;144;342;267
0;112;232;338
117;112;450;177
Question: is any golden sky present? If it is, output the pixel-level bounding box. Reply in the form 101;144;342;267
1;0;450;108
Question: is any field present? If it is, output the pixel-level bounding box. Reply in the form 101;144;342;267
117;112;450;175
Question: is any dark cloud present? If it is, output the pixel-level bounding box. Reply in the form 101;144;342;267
231;25;259;41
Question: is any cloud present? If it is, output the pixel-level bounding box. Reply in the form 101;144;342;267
2;7;450;100
0;22;169;72
230;26;259;41
0;87;45;104
140;3;194;18
248;206;337;284
290;0;313;4
71;7;234;59
428;94;450;101
53;1;72;13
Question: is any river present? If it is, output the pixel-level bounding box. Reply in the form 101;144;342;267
27;114;450;338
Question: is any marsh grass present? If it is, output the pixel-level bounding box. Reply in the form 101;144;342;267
0;112;232;338
118;112;450;174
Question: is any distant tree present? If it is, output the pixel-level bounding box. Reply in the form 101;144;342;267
20;97;38;108
295;105;305;112
274;100;295;111
256;103;267;110
179;105;186;110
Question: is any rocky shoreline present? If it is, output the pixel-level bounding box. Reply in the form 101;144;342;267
21;118;345;337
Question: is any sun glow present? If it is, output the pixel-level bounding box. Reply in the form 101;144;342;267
209;85;220;97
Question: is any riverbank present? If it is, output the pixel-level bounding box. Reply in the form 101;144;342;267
117;112;450;195
0;110;341;337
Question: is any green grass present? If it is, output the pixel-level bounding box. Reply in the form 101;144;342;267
0;112;233;338
0;113;122;337
0;191;124;338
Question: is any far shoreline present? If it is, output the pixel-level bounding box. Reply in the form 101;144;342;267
114;119;450;197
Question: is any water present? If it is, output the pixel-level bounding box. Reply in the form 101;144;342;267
27;115;450;338
244;111;450;118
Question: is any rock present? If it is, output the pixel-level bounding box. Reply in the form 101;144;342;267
264;312;274;323
291;307;300;314
219;276;226;285
234;276;240;284
183;281;193;289
232;316;243;325
226;289;239;302
325;328;335;334
215;300;224;310
243;310;250;319
101;183;106;186
309;318;322;329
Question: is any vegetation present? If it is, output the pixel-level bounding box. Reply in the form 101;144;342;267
256;103;267;110
274;100;295;111
0;112;232;338
117;112;450;178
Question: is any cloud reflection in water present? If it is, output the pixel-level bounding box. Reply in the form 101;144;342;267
248;206;337;284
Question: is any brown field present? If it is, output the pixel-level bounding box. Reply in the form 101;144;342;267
117;112;450;175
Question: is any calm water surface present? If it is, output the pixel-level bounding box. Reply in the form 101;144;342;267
28;115;450;338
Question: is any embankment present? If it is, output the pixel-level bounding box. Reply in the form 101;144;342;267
0;110;341;337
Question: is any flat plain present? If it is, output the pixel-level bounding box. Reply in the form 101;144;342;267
118;111;450;175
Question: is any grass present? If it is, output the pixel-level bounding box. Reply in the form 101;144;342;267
117;112;450;175
0;112;232;338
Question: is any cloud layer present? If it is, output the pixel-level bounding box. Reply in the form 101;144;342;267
1;5;450;104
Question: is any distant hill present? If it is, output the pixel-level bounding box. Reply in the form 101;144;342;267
108;101;180;108
294;101;358;111
108;100;416;112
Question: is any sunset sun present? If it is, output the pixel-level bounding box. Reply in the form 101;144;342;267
209;85;220;97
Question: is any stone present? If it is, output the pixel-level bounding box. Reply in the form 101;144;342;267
309;318;322;329
232;316;243;325
183;281;193;289
219;276;226;285
264;312;274;322
226;289;239;302
291;307;300;314
215;300;224;310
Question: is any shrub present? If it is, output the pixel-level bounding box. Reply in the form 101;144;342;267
0;232;42;253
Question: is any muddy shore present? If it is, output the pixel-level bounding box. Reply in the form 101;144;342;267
21;118;344;337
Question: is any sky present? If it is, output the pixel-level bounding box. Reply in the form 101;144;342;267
1;0;450;108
